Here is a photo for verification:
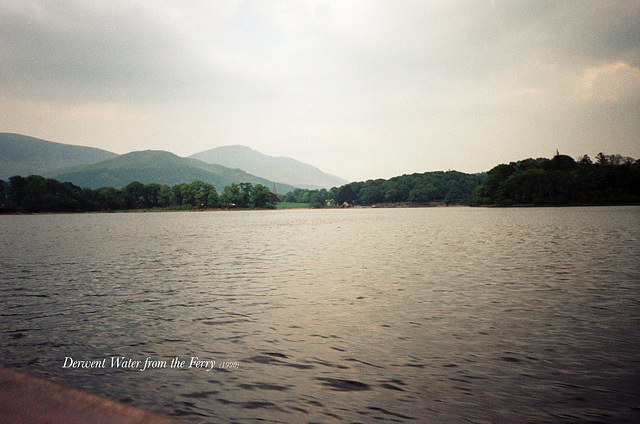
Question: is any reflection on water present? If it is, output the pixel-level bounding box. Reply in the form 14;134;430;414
1;207;639;423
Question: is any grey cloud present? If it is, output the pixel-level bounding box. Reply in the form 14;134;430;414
3;1;637;103
493;1;640;62
0;1;228;102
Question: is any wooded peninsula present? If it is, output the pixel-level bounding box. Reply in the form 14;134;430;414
1;153;638;213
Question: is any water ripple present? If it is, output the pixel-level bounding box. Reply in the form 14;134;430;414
0;207;638;423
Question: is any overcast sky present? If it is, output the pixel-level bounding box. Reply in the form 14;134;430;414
1;1;639;181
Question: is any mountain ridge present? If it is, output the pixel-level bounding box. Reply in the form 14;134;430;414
50;150;297;193
189;145;348;190
0;133;348;191
0;133;118;179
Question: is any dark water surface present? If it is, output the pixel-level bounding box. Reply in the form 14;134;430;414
1;207;639;423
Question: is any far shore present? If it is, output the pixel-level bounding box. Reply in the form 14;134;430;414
0;201;466;215
3;201;639;216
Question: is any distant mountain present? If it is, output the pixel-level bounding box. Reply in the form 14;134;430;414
51;150;297;193
0;133;345;192
189;145;349;190
0;133;117;180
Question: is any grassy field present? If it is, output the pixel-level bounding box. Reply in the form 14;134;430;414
275;202;310;209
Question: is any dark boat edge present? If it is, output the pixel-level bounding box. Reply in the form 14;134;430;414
0;364;185;424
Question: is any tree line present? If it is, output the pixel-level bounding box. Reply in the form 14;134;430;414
0;170;490;213
0;176;277;213
2;152;638;213
471;153;640;206
283;171;486;207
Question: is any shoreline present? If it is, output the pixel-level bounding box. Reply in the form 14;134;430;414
2;202;639;216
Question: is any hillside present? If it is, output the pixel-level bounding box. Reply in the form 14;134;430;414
51;150;297;193
0;133;117;179
189;145;349;189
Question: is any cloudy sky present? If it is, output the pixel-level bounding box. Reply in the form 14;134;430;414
1;1;639;181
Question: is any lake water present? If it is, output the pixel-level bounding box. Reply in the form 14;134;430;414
1;206;639;423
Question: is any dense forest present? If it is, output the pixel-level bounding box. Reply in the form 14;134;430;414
0;176;277;213
284;171;486;207
471;153;640;206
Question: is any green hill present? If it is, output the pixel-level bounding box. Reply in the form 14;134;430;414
50;150;297;193
0;133;117;179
